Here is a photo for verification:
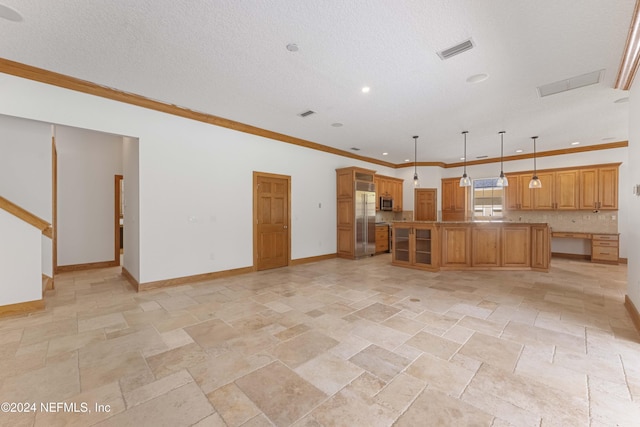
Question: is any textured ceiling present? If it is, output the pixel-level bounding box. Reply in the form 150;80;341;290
0;0;635;164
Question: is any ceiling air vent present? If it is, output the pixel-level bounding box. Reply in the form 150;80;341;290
298;110;316;118
437;38;474;60
537;69;605;97
350;147;361;151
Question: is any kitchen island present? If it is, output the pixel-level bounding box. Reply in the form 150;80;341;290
391;221;550;272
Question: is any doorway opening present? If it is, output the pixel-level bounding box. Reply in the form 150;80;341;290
115;174;123;266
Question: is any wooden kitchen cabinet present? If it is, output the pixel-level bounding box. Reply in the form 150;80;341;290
375;224;389;253
471;226;501;267
591;234;619;264
532;172;555;210
336;167;376;259
374;174;404;212
441;178;469;221
505;173;533;210
505;166;612;212
554;169;580;210
502;226;531;267
531;224;550;270
580;166;618;210
440;225;471;267
391;223;438;270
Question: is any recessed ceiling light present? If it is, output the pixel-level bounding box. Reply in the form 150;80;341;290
460;157;465;161
0;4;23;22
404;159;411;162
515;149;524;153
362;87;370;93
466;73;489;84
286;43;299;52
571;141;580;145
331;122;343;127
382;152;388;156
614;97;629;103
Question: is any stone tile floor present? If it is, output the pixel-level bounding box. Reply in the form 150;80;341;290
1;256;639;426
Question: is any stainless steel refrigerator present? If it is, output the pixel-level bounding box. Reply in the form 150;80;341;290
354;181;376;258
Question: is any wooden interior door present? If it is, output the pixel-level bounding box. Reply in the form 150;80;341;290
415;188;437;221
254;172;290;270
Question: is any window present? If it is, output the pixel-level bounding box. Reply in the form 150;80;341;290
472;178;503;218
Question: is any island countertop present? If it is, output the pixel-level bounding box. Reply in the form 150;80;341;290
391;221;550;272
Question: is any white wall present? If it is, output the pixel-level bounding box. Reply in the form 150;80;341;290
123;137;140;281
0;114;51;221
627;82;640;308
55;125;123;266
0;209;41;305
0;74;395;283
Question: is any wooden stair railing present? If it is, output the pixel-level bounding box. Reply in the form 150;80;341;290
0;195;52;237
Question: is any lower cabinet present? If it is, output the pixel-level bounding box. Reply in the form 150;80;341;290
375;225;389;253
392;224;438;271
531;225;550;270
591;234;619;264
392;222;550;272
471;226;500;267
441;226;471;268
502;226;531;268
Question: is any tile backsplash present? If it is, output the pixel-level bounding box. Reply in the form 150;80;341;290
503;211;618;233
376;211;412;222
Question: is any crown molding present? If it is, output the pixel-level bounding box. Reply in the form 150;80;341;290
0;58;397;169
615;0;640;90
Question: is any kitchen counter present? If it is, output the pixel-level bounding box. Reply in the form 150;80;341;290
391;221;550;272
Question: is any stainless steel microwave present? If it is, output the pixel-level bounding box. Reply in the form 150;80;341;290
380;196;393;211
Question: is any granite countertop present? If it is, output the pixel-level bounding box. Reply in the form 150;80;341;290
391;220;550;226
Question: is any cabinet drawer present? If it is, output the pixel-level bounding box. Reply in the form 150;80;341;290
552;232;590;239
592;240;618;248
592;234;619;241
592;246;618;261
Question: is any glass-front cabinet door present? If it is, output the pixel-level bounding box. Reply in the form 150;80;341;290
413;226;433;267
392;224;411;266
392;223;438;270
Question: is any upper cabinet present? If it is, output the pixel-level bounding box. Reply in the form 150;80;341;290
441;178;469;221
504;173;532;210
505;164;619;212
579;166;618;210
375;174;404;212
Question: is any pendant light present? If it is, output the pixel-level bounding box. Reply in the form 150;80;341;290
413;135;419;187
496;131;509;187
459;131;471;187
528;136;542;189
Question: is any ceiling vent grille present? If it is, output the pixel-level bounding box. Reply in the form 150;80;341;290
298;110;316;117
350;147;360;151
437;39;474;60
537;69;605;97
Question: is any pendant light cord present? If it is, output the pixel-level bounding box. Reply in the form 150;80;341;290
500;132;504;172
414;136;417;176
533;136;537;175
462;131;468;174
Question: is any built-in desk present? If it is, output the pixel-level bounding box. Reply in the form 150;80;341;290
551;232;619;264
